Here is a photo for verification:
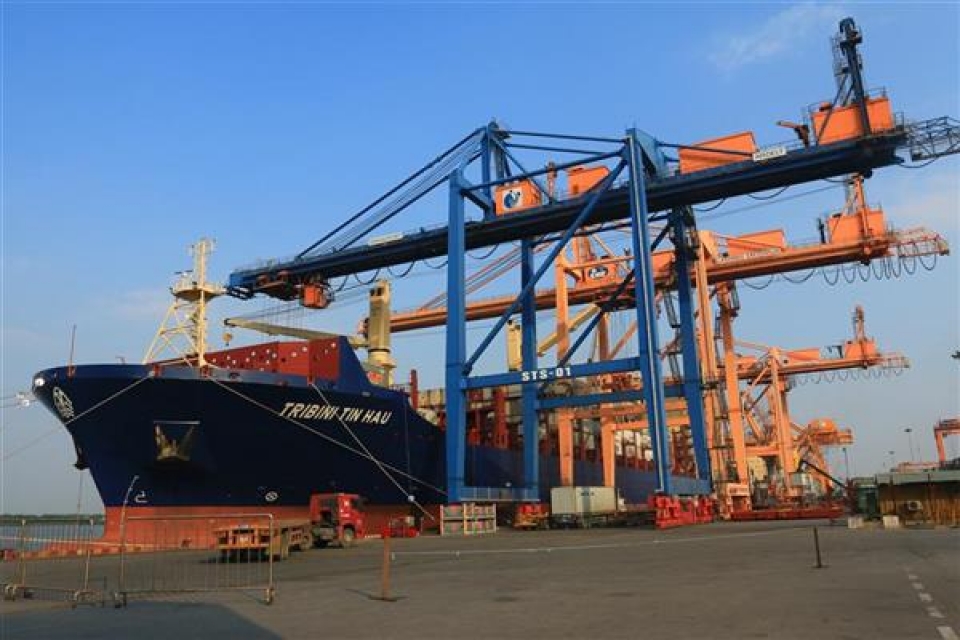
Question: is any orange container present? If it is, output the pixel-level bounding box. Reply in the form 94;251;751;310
826;208;886;243
678;132;756;174
785;348;821;362
494;180;542;215
725;230;786;257
811;97;895;145
651;251;675;279
567;165;610;197
842;338;878;359
301;283;331;309
276;343;311;376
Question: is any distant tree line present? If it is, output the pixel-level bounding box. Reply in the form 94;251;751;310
0;514;105;523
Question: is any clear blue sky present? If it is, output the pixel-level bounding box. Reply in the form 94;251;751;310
2;2;957;513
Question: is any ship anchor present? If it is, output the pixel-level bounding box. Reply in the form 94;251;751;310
154;425;196;463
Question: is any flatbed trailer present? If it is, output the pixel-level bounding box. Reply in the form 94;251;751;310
215;519;313;561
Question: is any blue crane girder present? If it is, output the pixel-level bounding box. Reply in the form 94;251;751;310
227;131;906;298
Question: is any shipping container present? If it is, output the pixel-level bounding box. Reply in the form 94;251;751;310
678;132;756;174
811;96;895;145
550;486;618;517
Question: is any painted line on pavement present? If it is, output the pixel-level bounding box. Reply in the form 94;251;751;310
937;626;959;640
392;526;809;557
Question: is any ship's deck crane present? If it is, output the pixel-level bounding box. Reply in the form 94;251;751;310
223;318;366;348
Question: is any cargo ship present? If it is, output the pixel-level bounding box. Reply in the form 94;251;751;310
30;241;701;536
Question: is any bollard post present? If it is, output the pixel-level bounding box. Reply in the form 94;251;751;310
381;533;391;600
813;526;824;569
374;530;397;602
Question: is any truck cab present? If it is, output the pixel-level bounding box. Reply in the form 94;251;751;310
309;492;365;547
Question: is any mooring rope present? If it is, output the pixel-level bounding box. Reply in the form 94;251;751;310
205;376;447;500
3;375;152;461
310;383;436;521
63;376;153;428
13;367;448;519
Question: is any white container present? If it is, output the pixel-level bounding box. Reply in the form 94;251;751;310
550;486;617;516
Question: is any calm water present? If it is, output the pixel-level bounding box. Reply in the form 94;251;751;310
0;521;105;552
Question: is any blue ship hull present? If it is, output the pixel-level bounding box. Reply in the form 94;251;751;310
31;340;705;512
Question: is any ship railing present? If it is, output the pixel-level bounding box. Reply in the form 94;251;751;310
115;513;278;607
1;516;107;607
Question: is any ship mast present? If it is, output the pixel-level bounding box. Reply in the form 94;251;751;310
144;238;225;366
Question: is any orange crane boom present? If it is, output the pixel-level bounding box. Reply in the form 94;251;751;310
389;218;947;333
934;418;960;464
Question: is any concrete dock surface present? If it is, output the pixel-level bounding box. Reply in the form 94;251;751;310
1;520;958;640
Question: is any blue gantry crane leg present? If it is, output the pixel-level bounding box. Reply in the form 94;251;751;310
670;206;712;485
625;129;674;495
445;169;468;503
520;237;539;498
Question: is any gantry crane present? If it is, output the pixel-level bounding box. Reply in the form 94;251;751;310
226;172;948;507
379;176;943;493
793;419;853;494
408;300;901;513
379;175;945;499
717;302;907;506
225;161;947;510
934;418;960;464
223;17;959;503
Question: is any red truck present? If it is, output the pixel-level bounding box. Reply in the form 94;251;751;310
215;492;366;560
310;492;366;547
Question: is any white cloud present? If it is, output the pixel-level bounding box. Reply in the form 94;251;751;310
111;288;172;320
709;3;846;72
876;165;960;235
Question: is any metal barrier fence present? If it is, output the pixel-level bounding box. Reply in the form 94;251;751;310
1;517;106;607
116;513;276;606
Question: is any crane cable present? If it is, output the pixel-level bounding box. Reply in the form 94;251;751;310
697;183;840;222
740;252;937;290
899;157;941;169
422;256;448;269
386;262;417;278
693;198;727;212
746;185;791;201
467;245;500;260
